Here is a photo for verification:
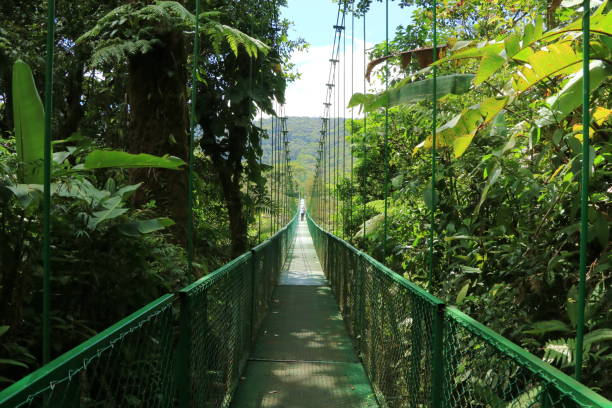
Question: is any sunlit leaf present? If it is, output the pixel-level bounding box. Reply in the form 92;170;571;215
79;150;186;170
537;60;612;127
12;60;45;184
513;42;582;93
349;74;474;113
415;97;508;158
117;217;175;237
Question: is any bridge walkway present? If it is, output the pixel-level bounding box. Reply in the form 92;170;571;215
230;219;378;407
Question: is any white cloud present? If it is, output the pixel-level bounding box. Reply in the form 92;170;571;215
281;37;382;118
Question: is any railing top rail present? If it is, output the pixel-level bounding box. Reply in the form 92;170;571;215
179;251;252;294
308;213;443;306
308;212;612;407
446;307;612;407
0;294;176;407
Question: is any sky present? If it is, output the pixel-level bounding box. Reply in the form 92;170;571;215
278;0;414;117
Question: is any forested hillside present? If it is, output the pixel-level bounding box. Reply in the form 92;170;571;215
260;116;347;191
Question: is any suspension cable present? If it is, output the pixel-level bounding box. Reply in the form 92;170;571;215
575;0;591;381
342;8;347;240
362;13;367;241
428;0;438;289
382;0;390;260
349;3;354;241
270;109;275;233
258;109;263;242
43;0;56;365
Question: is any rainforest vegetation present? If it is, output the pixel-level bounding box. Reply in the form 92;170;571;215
0;0;303;386
0;0;609;402
313;0;611;397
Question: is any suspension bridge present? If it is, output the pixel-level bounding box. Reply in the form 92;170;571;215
1;0;610;407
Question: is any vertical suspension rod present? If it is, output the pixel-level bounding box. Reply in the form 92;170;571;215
187;0;201;276
428;0;438;289
575;0;590;382
42;0;56;365
382;0;390;259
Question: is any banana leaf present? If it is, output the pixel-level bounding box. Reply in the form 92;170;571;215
348;74;474;113
76;150;186;170
12;60;45;183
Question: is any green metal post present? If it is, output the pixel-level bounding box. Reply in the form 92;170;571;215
362;14;367;241
187;0;201;276
250;249;257;343
382;0;390;260
430;303;445;408
271;114;275;233
575;0;590;382
42;0;56;366
258;114;263;242
177;291;193;408
342;18;346;239
428;0;438;289
349;5;354;240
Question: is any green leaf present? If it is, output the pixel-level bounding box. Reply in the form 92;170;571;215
423;185;438;210
87;196;127;230
113;183;142;200
566;285;578;328
460;265;482;274
117;217;175;237
12;60;45;183
350;75;474;113
415;97;508;157
474;54;505;85
504;33;521;58
0;358;28;369
80;150;186;170
537;61;612;127
433;41;504;65
5;184;42;209
523;320;571;335
0;325;9;337
512;42;582;93
544;338;575;367
584;329;612;346
455;282;470;305
474;164;502;216
540;5;612;42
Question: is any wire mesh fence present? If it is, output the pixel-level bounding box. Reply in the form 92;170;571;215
0;215;297;408
307;213;611;408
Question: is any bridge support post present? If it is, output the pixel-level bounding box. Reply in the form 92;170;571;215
431;302;446;408
249;249;258;344
177;290;193;408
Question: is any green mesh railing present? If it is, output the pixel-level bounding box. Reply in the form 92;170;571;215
0;215;297;408
306;213;611;408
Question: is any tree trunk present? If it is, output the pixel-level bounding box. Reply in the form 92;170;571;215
126;31;188;239
58;52;86;139
208;124;249;257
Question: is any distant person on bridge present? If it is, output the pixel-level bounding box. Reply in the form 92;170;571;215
300;199;306;221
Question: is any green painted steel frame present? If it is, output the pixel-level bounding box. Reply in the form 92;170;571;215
0;214;298;408
0;294;176;407
306;212;611;408
446;308;611;407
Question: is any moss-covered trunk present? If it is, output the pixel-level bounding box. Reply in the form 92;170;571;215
126;31;188;238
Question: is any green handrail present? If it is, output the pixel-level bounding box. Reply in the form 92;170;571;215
306;212;611;408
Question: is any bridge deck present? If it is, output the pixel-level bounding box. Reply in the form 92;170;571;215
231;220;377;407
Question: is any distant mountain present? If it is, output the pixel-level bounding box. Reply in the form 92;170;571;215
259;116;349;191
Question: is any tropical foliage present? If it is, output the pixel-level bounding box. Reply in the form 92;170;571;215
323;0;612;397
0;0;301;386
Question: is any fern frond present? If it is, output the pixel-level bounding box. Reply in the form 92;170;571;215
203;23;269;58
89;39;161;67
543;338;575;368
